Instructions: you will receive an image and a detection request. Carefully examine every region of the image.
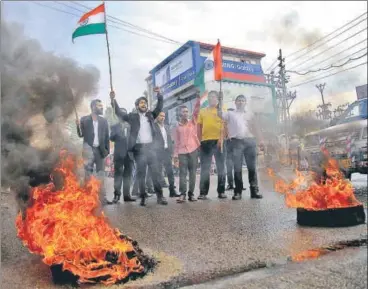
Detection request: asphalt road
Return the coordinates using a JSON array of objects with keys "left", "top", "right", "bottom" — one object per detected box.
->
[{"left": 1, "top": 170, "right": 367, "bottom": 289}]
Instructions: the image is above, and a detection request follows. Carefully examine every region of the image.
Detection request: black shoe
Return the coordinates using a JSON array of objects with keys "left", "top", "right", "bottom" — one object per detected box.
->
[
  {"left": 242, "top": 187, "right": 247, "bottom": 191},
  {"left": 123, "top": 196, "right": 137, "bottom": 202},
  {"left": 157, "top": 197, "right": 168, "bottom": 205},
  {"left": 218, "top": 193, "right": 227, "bottom": 199},
  {"left": 250, "top": 187, "right": 263, "bottom": 199},
  {"left": 162, "top": 183, "right": 169, "bottom": 188},
  {"left": 140, "top": 197, "right": 146, "bottom": 206},
  {"left": 107, "top": 193, "right": 120, "bottom": 205},
  {"left": 188, "top": 195, "right": 197, "bottom": 202},
  {"left": 169, "top": 189, "right": 181, "bottom": 198},
  {"left": 226, "top": 185, "right": 234, "bottom": 191},
  {"left": 198, "top": 194, "right": 208, "bottom": 200},
  {"left": 232, "top": 194, "right": 242, "bottom": 200}
]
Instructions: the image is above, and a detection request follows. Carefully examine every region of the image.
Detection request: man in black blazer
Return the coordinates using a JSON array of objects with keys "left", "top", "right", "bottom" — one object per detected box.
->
[
  {"left": 154, "top": 111, "right": 180, "bottom": 197},
  {"left": 76, "top": 99, "right": 110, "bottom": 180},
  {"left": 108, "top": 107, "right": 136, "bottom": 204},
  {"left": 110, "top": 88, "right": 167, "bottom": 206}
]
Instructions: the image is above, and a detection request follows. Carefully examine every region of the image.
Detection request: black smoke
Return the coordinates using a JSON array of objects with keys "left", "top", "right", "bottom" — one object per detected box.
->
[{"left": 1, "top": 20, "right": 100, "bottom": 213}]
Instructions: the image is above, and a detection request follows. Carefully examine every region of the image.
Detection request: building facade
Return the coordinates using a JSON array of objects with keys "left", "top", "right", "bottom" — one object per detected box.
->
[{"left": 146, "top": 40, "right": 277, "bottom": 131}]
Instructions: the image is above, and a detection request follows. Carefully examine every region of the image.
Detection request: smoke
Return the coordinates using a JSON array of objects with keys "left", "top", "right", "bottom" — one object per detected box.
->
[
  {"left": 268, "top": 10, "right": 323, "bottom": 48},
  {"left": 1, "top": 20, "right": 100, "bottom": 212}
]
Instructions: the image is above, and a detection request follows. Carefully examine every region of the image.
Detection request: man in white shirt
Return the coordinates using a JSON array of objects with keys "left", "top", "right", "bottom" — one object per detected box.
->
[
  {"left": 110, "top": 88, "right": 167, "bottom": 206},
  {"left": 218, "top": 94, "right": 264, "bottom": 200},
  {"left": 153, "top": 112, "right": 180, "bottom": 197}
]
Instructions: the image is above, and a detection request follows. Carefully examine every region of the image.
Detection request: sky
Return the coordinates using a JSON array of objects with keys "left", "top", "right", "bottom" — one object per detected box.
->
[{"left": 2, "top": 1, "right": 367, "bottom": 114}]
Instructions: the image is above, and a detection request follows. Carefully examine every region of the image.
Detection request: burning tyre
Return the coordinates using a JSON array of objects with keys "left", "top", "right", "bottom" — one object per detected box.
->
[
  {"left": 16, "top": 151, "right": 156, "bottom": 285},
  {"left": 268, "top": 149, "right": 366, "bottom": 227}
]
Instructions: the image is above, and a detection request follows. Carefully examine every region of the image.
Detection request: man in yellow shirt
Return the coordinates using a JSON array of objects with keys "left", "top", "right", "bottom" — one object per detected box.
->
[{"left": 197, "top": 90, "right": 227, "bottom": 200}]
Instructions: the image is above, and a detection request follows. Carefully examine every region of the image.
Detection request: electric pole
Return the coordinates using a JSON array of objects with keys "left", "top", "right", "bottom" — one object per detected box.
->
[
  {"left": 278, "top": 49, "right": 289, "bottom": 144},
  {"left": 316, "top": 83, "right": 331, "bottom": 120}
]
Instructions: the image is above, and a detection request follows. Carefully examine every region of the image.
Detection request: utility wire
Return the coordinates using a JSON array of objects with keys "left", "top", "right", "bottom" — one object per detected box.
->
[
  {"left": 289, "top": 61, "right": 367, "bottom": 88},
  {"left": 286, "top": 16, "right": 367, "bottom": 63},
  {"left": 287, "top": 51, "right": 367, "bottom": 75},
  {"left": 70, "top": 1, "right": 181, "bottom": 44},
  {"left": 292, "top": 38, "right": 367, "bottom": 72},
  {"left": 32, "top": 2, "right": 179, "bottom": 45},
  {"left": 287, "top": 26, "right": 367, "bottom": 70},
  {"left": 266, "top": 11, "right": 367, "bottom": 73}
]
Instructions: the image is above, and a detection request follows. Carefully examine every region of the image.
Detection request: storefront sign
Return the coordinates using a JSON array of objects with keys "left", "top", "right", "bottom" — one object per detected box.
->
[{"left": 154, "top": 48, "right": 195, "bottom": 96}]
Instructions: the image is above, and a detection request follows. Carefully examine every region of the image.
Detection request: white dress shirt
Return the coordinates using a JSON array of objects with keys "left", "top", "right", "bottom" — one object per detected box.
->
[
  {"left": 158, "top": 124, "right": 168, "bottom": 149},
  {"left": 222, "top": 109, "right": 254, "bottom": 139},
  {"left": 137, "top": 112, "right": 153, "bottom": 144},
  {"left": 92, "top": 119, "right": 99, "bottom": 147}
]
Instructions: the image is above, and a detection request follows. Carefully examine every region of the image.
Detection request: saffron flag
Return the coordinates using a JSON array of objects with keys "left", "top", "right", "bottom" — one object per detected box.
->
[
  {"left": 194, "top": 40, "right": 223, "bottom": 107},
  {"left": 72, "top": 4, "right": 106, "bottom": 42}
]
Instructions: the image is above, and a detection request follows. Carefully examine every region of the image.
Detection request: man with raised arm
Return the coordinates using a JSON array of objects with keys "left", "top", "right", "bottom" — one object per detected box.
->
[
  {"left": 110, "top": 88, "right": 167, "bottom": 206},
  {"left": 217, "top": 94, "right": 263, "bottom": 200},
  {"left": 174, "top": 92, "right": 201, "bottom": 203},
  {"left": 197, "top": 91, "right": 227, "bottom": 200}
]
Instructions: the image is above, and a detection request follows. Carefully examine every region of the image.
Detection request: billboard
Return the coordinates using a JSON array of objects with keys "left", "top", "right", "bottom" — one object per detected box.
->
[
  {"left": 200, "top": 57, "right": 266, "bottom": 83},
  {"left": 356, "top": 84, "right": 367, "bottom": 100},
  {"left": 154, "top": 47, "right": 195, "bottom": 96}
]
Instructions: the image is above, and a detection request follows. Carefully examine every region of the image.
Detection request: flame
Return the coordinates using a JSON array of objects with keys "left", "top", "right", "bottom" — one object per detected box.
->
[
  {"left": 291, "top": 249, "right": 326, "bottom": 262},
  {"left": 267, "top": 150, "right": 361, "bottom": 210},
  {"left": 16, "top": 151, "right": 145, "bottom": 285}
]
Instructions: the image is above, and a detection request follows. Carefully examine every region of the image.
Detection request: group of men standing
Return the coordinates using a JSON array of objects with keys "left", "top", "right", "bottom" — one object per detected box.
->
[{"left": 76, "top": 87, "right": 263, "bottom": 207}]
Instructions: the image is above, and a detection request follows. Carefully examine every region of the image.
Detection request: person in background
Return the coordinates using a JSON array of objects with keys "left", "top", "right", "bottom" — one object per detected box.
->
[
  {"left": 154, "top": 112, "right": 180, "bottom": 197},
  {"left": 197, "top": 91, "right": 227, "bottom": 200},
  {"left": 174, "top": 92, "right": 201, "bottom": 203},
  {"left": 218, "top": 94, "right": 263, "bottom": 200},
  {"left": 108, "top": 107, "right": 136, "bottom": 204},
  {"left": 224, "top": 108, "right": 235, "bottom": 191},
  {"left": 110, "top": 88, "right": 167, "bottom": 206},
  {"left": 76, "top": 99, "right": 110, "bottom": 204}
]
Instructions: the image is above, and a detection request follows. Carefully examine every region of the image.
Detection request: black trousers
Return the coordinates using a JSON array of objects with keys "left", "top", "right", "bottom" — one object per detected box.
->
[
  {"left": 231, "top": 138, "right": 259, "bottom": 194},
  {"left": 157, "top": 148, "right": 175, "bottom": 191},
  {"left": 113, "top": 155, "right": 132, "bottom": 197},
  {"left": 178, "top": 149, "right": 198, "bottom": 197},
  {"left": 131, "top": 166, "right": 154, "bottom": 195},
  {"left": 133, "top": 143, "right": 163, "bottom": 198},
  {"left": 225, "top": 140, "right": 234, "bottom": 187},
  {"left": 199, "top": 140, "right": 225, "bottom": 195}
]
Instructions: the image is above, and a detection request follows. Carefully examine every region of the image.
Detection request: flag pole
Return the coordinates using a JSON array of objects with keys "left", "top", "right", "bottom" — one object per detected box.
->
[
  {"left": 102, "top": 0, "right": 116, "bottom": 119},
  {"left": 217, "top": 39, "right": 224, "bottom": 153}
]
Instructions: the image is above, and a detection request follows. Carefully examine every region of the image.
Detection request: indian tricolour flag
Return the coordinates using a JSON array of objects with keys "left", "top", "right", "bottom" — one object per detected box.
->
[
  {"left": 72, "top": 4, "right": 106, "bottom": 42},
  {"left": 194, "top": 40, "right": 223, "bottom": 108}
]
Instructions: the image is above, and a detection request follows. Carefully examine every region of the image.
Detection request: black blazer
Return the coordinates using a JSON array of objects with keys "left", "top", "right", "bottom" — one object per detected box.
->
[
  {"left": 112, "top": 94, "right": 163, "bottom": 151},
  {"left": 153, "top": 123, "right": 173, "bottom": 154},
  {"left": 77, "top": 115, "right": 110, "bottom": 158},
  {"left": 110, "top": 121, "right": 130, "bottom": 160}
]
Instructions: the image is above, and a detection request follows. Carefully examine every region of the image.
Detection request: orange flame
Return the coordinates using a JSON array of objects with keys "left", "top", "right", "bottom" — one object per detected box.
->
[
  {"left": 291, "top": 249, "right": 326, "bottom": 262},
  {"left": 267, "top": 150, "right": 361, "bottom": 210},
  {"left": 16, "top": 151, "right": 145, "bottom": 285}
]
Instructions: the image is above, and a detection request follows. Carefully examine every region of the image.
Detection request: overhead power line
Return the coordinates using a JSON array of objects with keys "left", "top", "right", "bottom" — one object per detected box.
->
[
  {"left": 286, "top": 16, "right": 367, "bottom": 63},
  {"left": 287, "top": 26, "right": 367, "bottom": 70},
  {"left": 32, "top": 1, "right": 179, "bottom": 45},
  {"left": 294, "top": 38, "right": 367, "bottom": 72},
  {"left": 287, "top": 51, "right": 367, "bottom": 75},
  {"left": 266, "top": 11, "right": 367, "bottom": 73},
  {"left": 289, "top": 61, "right": 367, "bottom": 88}
]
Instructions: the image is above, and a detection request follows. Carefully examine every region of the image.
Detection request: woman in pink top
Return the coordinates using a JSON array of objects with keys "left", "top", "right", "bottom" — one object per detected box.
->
[{"left": 174, "top": 93, "right": 201, "bottom": 203}]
